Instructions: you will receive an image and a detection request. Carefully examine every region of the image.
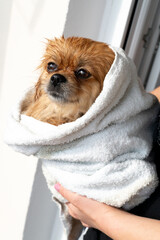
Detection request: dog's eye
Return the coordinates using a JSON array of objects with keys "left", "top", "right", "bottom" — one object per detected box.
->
[
  {"left": 47, "top": 62, "right": 58, "bottom": 72},
  {"left": 75, "top": 69, "right": 91, "bottom": 79}
]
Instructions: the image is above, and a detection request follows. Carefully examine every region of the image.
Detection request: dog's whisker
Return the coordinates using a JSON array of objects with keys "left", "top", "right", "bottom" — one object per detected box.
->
[{"left": 70, "top": 84, "right": 91, "bottom": 96}]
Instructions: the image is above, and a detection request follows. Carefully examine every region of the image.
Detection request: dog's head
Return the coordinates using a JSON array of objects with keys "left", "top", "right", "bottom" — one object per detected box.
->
[{"left": 36, "top": 37, "right": 115, "bottom": 108}]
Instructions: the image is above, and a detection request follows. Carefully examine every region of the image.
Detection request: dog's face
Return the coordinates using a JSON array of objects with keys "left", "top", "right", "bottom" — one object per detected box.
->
[
  {"left": 37, "top": 37, "right": 114, "bottom": 107},
  {"left": 22, "top": 37, "right": 115, "bottom": 125}
]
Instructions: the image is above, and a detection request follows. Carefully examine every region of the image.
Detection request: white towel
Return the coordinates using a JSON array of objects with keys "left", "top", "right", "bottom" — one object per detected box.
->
[{"left": 5, "top": 46, "right": 159, "bottom": 240}]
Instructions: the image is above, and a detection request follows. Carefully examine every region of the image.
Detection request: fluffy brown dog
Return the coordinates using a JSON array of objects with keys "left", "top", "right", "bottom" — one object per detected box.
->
[{"left": 21, "top": 37, "right": 115, "bottom": 125}]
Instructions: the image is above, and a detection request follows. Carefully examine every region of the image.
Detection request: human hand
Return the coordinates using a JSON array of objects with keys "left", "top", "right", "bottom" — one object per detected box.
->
[
  {"left": 54, "top": 183, "right": 160, "bottom": 240},
  {"left": 54, "top": 183, "right": 113, "bottom": 229},
  {"left": 151, "top": 86, "right": 160, "bottom": 102}
]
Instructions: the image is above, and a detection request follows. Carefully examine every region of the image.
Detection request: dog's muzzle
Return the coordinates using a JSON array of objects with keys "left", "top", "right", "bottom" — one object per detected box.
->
[
  {"left": 50, "top": 74, "right": 67, "bottom": 87},
  {"left": 47, "top": 74, "right": 68, "bottom": 101}
]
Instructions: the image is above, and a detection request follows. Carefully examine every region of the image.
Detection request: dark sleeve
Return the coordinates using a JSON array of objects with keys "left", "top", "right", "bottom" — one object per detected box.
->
[{"left": 84, "top": 228, "right": 112, "bottom": 240}]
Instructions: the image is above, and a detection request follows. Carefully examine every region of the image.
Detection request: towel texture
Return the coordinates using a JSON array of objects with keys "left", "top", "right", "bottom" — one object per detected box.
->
[{"left": 5, "top": 46, "right": 159, "bottom": 240}]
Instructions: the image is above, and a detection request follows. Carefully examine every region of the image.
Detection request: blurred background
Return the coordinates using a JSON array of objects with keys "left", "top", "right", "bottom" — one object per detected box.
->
[{"left": 0, "top": 0, "right": 159, "bottom": 239}]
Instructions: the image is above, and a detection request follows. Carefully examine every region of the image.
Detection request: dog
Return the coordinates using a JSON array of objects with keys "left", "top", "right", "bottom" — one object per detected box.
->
[{"left": 21, "top": 36, "right": 115, "bottom": 125}]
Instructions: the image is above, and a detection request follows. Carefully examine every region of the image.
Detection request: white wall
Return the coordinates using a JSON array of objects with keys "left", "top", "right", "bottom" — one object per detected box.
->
[
  {"left": 0, "top": 1, "right": 69, "bottom": 239},
  {"left": 0, "top": 0, "right": 13, "bottom": 91},
  {"left": 64, "top": 0, "right": 134, "bottom": 47},
  {"left": 64, "top": 0, "right": 106, "bottom": 40}
]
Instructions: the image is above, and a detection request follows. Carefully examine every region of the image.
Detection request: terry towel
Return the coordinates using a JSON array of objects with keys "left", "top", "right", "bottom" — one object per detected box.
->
[{"left": 5, "top": 46, "right": 159, "bottom": 240}]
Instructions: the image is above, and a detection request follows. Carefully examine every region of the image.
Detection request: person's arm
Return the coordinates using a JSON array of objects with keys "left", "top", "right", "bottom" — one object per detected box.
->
[
  {"left": 151, "top": 86, "right": 160, "bottom": 102},
  {"left": 55, "top": 183, "right": 160, "bottom": 240}
]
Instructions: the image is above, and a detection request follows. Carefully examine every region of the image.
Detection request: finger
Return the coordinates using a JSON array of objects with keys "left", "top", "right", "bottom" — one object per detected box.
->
[
  {"left": 66, "top": 203, "right": 90, "bottom": 227},
  {"left": 81, "top": 221, "right": 89, "bottom": 228},
  {"left": 66, "top": 203, "right": 81, "bottom": 219},
  {"left": 54, "top": 183, "right": 102, "bottom": 212},
  {"left": 54, "top": 183, "right": 84, "bottom": 207}
]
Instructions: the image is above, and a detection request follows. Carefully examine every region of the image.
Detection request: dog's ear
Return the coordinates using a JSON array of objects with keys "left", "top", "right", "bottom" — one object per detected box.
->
[{"left": 34, "top": 77, "right": 42, "bottom": 101}]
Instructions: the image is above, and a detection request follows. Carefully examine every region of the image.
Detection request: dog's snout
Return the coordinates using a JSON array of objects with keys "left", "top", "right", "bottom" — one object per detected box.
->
[
  {"left": 50, "top": 74, "right": 67, "bottom": 87},
  {"left": 48, "top": 73, "right": 68, "bottom": 101}
]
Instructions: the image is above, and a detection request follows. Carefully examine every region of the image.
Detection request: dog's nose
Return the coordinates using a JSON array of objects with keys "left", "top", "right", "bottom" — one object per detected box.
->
[{"left": 50, "top": 74, "right": 67, "bottom": 87}]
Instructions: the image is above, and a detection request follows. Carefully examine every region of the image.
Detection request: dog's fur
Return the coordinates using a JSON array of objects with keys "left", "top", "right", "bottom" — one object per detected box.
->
[{"left": 21, "top": 37, "right": 115, "bottom": 125}]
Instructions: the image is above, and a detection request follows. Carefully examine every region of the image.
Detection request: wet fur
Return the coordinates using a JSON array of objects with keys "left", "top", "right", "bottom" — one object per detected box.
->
[{"left": 21, "top": 37, "right": 115, "bottom": 125}]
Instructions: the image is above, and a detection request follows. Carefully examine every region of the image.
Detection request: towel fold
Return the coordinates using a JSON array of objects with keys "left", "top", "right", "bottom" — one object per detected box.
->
[{"left": 5, "top": 46, "right": 159, "bottom": 240}]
